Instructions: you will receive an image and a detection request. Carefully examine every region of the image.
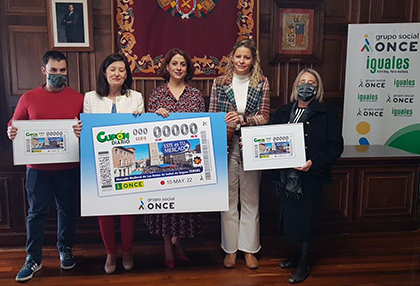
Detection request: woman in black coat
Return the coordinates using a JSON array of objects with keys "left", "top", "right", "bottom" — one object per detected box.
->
[{"left": 272, "top": 69, "right": 343, "bottom": 284}]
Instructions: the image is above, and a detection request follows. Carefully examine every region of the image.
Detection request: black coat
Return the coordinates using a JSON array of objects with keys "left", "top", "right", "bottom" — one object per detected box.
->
[
  {"left": 272, "top": 100, "right": 344, "bottom": 243},
  {"left": 272, "top": 100, "right": 344, "bottom": 185}
]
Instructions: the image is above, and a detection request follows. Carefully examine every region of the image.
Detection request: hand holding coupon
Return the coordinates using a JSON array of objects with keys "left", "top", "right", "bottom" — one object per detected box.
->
[
  {"left": 11, "top": 119, "right": 80, "bottom": 165},
  {"left": 241, "top": 123, "right": 307, "bottom": 171},
  {"left": 80, "top": 113, "right": 229, "bottom": 216}
]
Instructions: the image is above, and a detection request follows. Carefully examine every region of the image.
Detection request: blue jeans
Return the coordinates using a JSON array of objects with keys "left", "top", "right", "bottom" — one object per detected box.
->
[{"left": 25, "top": 167, "right": 79, "bottom": 263}]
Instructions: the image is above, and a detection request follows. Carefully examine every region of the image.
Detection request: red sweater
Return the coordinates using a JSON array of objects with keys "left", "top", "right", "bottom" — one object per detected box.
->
[{"left": 8, "top": 85, "right": 84, "bottom": 170}]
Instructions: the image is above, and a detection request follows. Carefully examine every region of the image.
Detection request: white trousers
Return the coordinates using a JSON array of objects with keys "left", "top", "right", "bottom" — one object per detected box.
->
[{"left": 221, "top": 135, "right": 261, "bottom": 254}]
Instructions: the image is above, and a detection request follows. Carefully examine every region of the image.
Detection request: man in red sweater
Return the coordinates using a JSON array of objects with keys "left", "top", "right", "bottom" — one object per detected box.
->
[{"left": 7, "top": 51, "right": 83, "bottom": 282}]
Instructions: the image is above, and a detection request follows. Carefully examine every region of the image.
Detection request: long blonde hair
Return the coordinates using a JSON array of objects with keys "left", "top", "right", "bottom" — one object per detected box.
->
[
  {"left": 225, "top": 39, "right": 263, "bottom": 87},
  {"left": 290, "top": 68, "right": 324, "bottom": 103}
]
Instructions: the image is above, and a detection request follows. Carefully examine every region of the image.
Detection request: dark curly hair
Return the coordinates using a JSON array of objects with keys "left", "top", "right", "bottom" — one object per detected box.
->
[{"left": 159, "top": 48, "right": 194, "bottom": 82}]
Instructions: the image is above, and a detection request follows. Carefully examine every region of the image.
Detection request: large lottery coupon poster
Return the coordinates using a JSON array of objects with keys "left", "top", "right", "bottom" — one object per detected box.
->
[{"left": 80, "top": 113, "right": 228, "bottom": 216}]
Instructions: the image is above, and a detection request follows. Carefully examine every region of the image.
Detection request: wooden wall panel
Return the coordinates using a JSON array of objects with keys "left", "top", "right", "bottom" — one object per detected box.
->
[
  {"left": 316, "top": 35, "right": 346, "bottom": 94},
  {"left": 0, "top": 171, "right": 25, "bottom": 235},
  {"left": 373, "top": 0, "right": 413, "bottom": 22},
  {"left": 259, "top": 9, "right": 275, "bottom": 97},
  {"left": 417, "top": 1, "right": 420, "bottom": 21},
  {"left": 0, "top": 1, "right": 11, "bottom": 150},
  {"left": 8, "top": 26, "right": 48, "bottom": 97},
  {"left": 0, "top": 175, "right": 11, "bottom": 230},
  {"left": 358, "top": 0, "right": 372, "bottom": 23},
  {"left": 18, "top": 173, "right": 26, "bottom": 231},
  {"left": 358, "top": 169, "right": 416, "bottom": 221},
  {"left": 5, "top": 0, "right": 45, "bottom": 15},
  {"left": 325, "top": 0, "right": 354, "bottom": 34},
  {"left": 66, "top": 53, "right": 81, "bottom": 92},
  {"left": 92, "top": 0, "right": 112, "bottom": 15},
  {"left": 260, "top": 0, "right": 278, "bottom": 105},
  {"left": 320, "top": 168, "right": 353, "bottom": 223},
  {"left": 92, "top": 29, "right": 112, "bottom": 86},
  {"left": 325, "top": 0, "right": 351, "bottom": 22}
]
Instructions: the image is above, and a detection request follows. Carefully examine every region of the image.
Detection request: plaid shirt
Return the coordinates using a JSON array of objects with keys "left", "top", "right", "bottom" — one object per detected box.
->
[{"left": 209, "top": 73, "right": 270, "bottom": 147}]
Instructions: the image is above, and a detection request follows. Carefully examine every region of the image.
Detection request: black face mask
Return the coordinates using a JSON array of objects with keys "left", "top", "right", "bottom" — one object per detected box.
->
[
  {"left": 297, "top": 83, "right": 317, "bottom": 102},
  {"left": 48, "top": 73, "right": 67, "bottom": 88}
]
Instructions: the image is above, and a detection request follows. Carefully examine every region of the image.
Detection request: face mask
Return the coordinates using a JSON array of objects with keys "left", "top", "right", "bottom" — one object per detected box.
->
[
  {"left": 48, "top": 73, "right": 67, "bottom": 88},
  {"left": 297, "top": 83, "right": 317, "bottom": 102}
]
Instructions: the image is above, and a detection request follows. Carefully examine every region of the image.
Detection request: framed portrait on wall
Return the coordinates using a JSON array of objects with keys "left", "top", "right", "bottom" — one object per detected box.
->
[
  {"left": 270, "top": 0, "right": 324, "bottom": 63},
  {"left": 46, "top": 0, "right": 94, "bottom": 52}
]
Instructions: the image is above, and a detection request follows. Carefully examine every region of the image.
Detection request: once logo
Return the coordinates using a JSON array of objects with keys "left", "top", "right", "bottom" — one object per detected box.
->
[
  {"left": 358, "top": 81, "right": 385, "bottom": 88},
  {"left": 357, "top": 108, "right": 384, "bottom": 117},
  {"left": 391, "top": 97, "right": 414, "bottom": 104},
  {"left": 147, "top": 202, "right": 175, "bottom": 210},
  {"left": 115, "top": 181, "right": 144, "bottom": 190}
]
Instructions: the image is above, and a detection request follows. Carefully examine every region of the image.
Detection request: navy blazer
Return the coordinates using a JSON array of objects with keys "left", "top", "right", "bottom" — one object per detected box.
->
[{"left": 272, "top": 100, "right": 344, "bottom": 185}]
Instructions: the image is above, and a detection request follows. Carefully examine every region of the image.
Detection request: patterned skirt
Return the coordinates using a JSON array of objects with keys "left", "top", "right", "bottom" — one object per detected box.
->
[{"left": 146, "top": 213, "right": 202, "bottom": 238}]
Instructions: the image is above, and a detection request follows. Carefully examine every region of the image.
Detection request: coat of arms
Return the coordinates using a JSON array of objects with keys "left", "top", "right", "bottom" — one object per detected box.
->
[
  {"left": 157, "top": 0, "right": 217, "bottom": 19},
  {"left": 282, "top": 13, "right": 309, "bottom": 50}
]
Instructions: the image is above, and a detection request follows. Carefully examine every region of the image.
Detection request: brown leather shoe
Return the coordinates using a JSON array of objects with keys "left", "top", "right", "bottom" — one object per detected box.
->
[
  {"left": 223, "top": 252, "right": 237, "bottom": 269},
  {"left": 244, "top": 253, "right": 259, "bottom": 269}
]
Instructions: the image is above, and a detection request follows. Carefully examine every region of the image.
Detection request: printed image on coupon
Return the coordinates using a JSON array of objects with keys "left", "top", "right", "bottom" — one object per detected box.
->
[
  {"left": 25, "top": 130, "right": 67, "bottom": 154},
  {"left": 93, "top": 117, "right": 217, "bottom": 197},
  {"left": 111, "top": 139, "right": 203, "bottom": 181},
  {"left": 253, "top": 134, "right": 294, "bottom": 160}
]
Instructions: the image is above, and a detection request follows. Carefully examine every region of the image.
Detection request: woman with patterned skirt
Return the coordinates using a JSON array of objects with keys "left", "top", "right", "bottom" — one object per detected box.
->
[{"left": 147, "top": 48, "right": 205, "bottom": 268}]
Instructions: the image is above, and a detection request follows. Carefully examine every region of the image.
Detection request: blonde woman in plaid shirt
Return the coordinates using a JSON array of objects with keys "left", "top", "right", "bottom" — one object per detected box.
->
[{"left": 209, "top": 39, "right": 270, "bottom": 269}]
